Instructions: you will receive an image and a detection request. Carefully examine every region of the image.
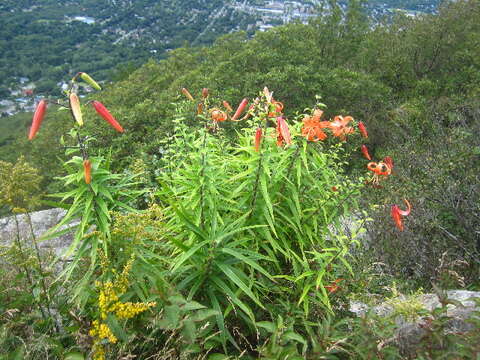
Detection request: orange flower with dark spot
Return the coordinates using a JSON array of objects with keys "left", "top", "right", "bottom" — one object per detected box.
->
[{"left": 391, "top": 199, "right": 411, "bottom": 231}]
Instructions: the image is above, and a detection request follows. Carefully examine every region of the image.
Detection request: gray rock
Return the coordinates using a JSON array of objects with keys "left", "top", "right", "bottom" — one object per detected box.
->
[
  {"left": 0, "top": 208, "right": 76, "bottom": 258},
  {"left": 350, "top": 290, "right": 480, "bottom": 357}
]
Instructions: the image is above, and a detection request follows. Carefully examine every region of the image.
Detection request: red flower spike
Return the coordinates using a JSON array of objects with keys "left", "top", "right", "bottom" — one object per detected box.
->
[
  {"left": 181, "top": 88, "right": 194, "bottom": 101},
  {"left": 391, "top": 199, "right": 411, "bottom": 231},
  {"left": 92, "top": 101, "right": 124, "bottom": 133},
  {"left": 361, "top": 145, "right": 371, "bottom": 160},
  {"left": 83, "top": 159, "right": 92, "bottom": 184},
  {"left": 358, "top": 121, "right": 368, "bottom": 138},
  {"left": 232, "top": 98, "right": 248, "bottom": 121},
  {"left": 28, "top": 99, "right": 47, "bottom": 140},
  {"left": 276, "top": 116, "right": 291, "bottom": 147},
  {"left": 254, "top": 128, "right": 263, "bottom": 152}
]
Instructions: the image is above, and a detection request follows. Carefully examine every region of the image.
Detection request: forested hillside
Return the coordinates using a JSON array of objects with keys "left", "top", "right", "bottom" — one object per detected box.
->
[{"left": 0, "top": 0, "right": 478, "bottom": 358}]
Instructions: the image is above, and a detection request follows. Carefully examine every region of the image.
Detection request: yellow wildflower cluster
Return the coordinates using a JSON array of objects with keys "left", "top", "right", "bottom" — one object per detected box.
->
[
  {"left": 89, "top": 320, "right": 117, "bottom": 344},
  {"left": 89, "top": 256, "right": 156, "bottom": 359}
]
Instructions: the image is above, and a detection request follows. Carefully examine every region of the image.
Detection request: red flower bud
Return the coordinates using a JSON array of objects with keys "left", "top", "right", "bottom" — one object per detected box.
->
[
  {"left": 197, "top": 103, "right": 203, "bottom": 115},
  {"left": 254, "top": 128, "right": 262, "bottom": 152},
  {"left": 276, "top": 116, "right": 291, "bottom": 147},
  {"left": 202, "top": 88, "right": 209, "bottom": 98},
  {"left": 69, "top": 93, "right": 83, "bottom": 126},
  {"left": 83, "top": 159, "right": 91, "bottom": 184},
  {"left": 232, "top": 98, "right": 248, "bottom": 120},
  {"left": 358, "top": 121, "right": 368, "bottom": 138},
  {"left": 223, "top": 101, "right": 233, "bottom": 112},
  {"left": 361, "top": 144, "right": 371, "bottom": 160},
  {"left": 181, "top": 88, "right": 194, "bottom": 101},
  {"left": 28, "top": 99, "right": 47, "bottom": 140},
  {"left": 91, "top": 101, "right": 124, "bottom": 132}
]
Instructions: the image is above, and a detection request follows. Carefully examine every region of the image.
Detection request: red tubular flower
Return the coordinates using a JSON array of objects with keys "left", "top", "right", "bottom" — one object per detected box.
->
[
  {"left": 83, "top": 159, "right": 92, "bottom": 184},
  {"left": 391, "top": 199, "right": 411, "bottom": 231},
  {"left": 361, "top": 144, "right": 372, "bottom": 160},
  {"left": 232, "top": 98, "right": 248, "bottom": 120},
  {"left": 254, "top": 128, "right": 263, "bottom": 152},
  {"left": 276, "top": 116, "right": 291, "bottom": 147},
  {"left": 28, "top": 99, "right": 47, "bottom": 140},
  {"left": 181, "top": 88, "right": 194, "bottom": 101},
  {"left": 358, "top": 121, "right": 368, "bottom": 138},
  {"left": 92, "top": 101, "right": 124, "bottom": 132}
]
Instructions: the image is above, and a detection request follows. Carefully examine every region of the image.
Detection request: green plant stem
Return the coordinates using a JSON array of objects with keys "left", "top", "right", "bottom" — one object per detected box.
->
[
  {"left": 13, "top": 214, "right": 49, "bottom": 322},
  {"left": 25, "top": 211, "right": 60, "bottom": 333},
  {"left": 199, "top": 120, "right": 208, "bottom": 229}
]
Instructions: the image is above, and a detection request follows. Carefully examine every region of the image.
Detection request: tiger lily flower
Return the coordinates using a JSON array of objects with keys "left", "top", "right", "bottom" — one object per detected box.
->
[
  {"left": 328, "top": 115, "right": 355, "bottom": 140},
  {"left": 28, "top": 99, "right": 47, "bottom": 140},
  {"left": 276, "top": 116, "right": 291, "bottom": 147},
  {"left": 383, "top": 156, "right": 394, "bottom": 171},
  {"left": 301, "top": 109, "right": 329, "bottom": 142},
  {"left": 391, "top": 199, "right": 411, "bottom": 231},
  {"left": 210, "top": 108, "right": 227, "bottom": 122},
  {"left": 268, "top": 100, "right": 284, "bottom": 117},
  {"left": 325, "top": 279, "right": 344, "bottom": 294}
]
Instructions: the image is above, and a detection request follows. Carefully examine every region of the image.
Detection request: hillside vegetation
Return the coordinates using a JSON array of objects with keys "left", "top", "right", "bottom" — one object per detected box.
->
[{"left": 0, "top": 0, "right": 478, "bottom": 358}]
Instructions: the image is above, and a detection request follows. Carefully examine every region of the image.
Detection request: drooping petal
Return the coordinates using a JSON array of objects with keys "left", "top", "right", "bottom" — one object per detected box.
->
[
  {"left": 92, "top": 101, "right": 124, "bottom": 132},
  {"left": 28, "top": 99, "right": 47, "bottom": 140},
  {"left": 254, "top": 128, "right": 262, "bottom": 152},
  {"left": 383, "top": 156, "right": 394, "bottom": 171},
  {"left": 361, "top": 144, "right": 372, "bottom": 160},
  {"left": 391, "top": 205, "right": 404, "bottom": 231},
  {"left": 69, "top": 93, "right": 83, "bottom": 126},
  {"left": 397, "top": 199, "right": 411, "bottom": 216}
]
